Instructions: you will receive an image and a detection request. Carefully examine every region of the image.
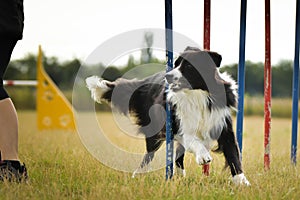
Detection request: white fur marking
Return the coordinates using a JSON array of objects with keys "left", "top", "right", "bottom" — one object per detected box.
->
[
  {"left": 168, "top": 89, "right": 230, "bottom": 147},
  {"left": 166, "top": 68, "right": 183, "bottom": 90},
  {"left": 232, "top": 173, "right": 251, "bottom": 186},
  {"left": 170, "top": 68, "right": 182, "bottom": 80},
  {"left": 167, "top": 89, "right": 231, "bottom": 165},
  {"left": 175, "top": 134, "right": 212, "bottom": 165},
  {"left": 174, "top": 167, "right": 186, "bottom": 177}
]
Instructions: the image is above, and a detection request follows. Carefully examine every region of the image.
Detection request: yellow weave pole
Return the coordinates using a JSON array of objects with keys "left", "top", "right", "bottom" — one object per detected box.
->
[{"left": 37, "top": 45, "right": 76, "bottom": 131}]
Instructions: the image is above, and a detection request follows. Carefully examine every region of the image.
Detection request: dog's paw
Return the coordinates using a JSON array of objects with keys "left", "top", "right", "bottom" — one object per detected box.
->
[
  {"left": 232, "top": 173, "right": 251, "bottom": 186},
  {"left": 132, "top": 168, "right": 142, "bottom": 178},
  {"left": 187, "top": 138, "right": 212, "bottom": 165},
  {"left": 132, "top": 169, "right": 138, "bottom": 178},
  {"left": 193, "top": 143, "right": 212, "bottom": 165},
  {"left": 173, "top": 167, "right": 186, "bottom": 177},
  {"left": 195, "top": 151, "right": 212, "bottom": 165},
  {"left": 132, "top": 166, "right": 152, "bottom": 178}
]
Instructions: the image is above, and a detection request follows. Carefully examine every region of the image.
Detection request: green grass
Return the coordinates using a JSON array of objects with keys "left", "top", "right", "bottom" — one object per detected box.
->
[
  {"left": 244, "top": 96, "right": 294, "bottom": 118},
  {"left": 1, "top": 111, "right": 300, "bottom": 199}
]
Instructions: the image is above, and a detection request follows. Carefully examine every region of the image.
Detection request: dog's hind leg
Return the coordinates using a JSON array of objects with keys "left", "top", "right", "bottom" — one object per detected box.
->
[
  {"left": 132, "top": 152, "right": 154, "bottom": 178},
  {"left": 132, "top": 134, "right": 163, "bottom": 178},
  {"left": 217, "top": 117, "right": 250, "bottom": 186},
  {"left": 174, "top": 143, "right": 186, "bottom": 177}
]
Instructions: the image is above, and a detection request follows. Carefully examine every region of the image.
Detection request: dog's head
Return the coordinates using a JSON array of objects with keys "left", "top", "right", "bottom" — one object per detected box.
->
[{"left": 165, "top": 46, "right": 223, "bottom": 92}]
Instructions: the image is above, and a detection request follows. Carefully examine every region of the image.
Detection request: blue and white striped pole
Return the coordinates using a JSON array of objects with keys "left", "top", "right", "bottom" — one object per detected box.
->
[
  {"left": 165, "top": 0, "right": 174, "bottom": 180},
  {"left": 236, "top": 0, "right": 247, "bottom": 156},
  {"left": 291, "top": 0, "right": 300, "bottom": 165}
]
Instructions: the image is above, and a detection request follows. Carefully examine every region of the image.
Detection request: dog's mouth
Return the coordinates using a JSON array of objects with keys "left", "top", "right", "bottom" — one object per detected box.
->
[
  {"left": 169, "top": 82, "right": 182, "bottom": 91},
  {"left": 165, "top": 79, "right": 182, "bottom": 92}
]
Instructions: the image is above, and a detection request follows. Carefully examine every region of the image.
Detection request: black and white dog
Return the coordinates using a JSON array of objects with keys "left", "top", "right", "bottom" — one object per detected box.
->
[{"left": 86, "top": 47, "right": 250, "bottom": 186}]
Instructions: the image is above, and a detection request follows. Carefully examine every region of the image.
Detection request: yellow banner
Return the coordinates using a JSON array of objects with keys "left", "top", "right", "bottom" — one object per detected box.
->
[{"left": 36, "top": 46, "right": 76, "bottom": 131}]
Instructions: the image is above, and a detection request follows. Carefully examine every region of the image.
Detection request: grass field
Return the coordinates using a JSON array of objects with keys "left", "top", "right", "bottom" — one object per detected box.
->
[{"left": 1, "top": 111, "right": 300, "bottom": 199}]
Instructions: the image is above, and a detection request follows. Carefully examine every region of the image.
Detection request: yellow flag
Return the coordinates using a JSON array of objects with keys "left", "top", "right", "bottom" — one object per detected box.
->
[{"left": 37, "top": 46, "right": 76, "bottom": 131}]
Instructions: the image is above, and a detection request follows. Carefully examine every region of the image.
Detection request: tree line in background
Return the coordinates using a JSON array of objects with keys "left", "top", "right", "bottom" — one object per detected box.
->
[
  {"left": 4, "top": 51, "right": 296, "bottom": 111},
  {"left": 4, "top": 30, "right": 297, "bottom": 117},
  {"left": 4, "top": 52, "right": 296, "bottom": 118},
  {"left": 220, "top": 60, "right": 294, "bottom": 97},
  {"left": 3, "top": 23, "right": 296, "bottom": 112},
  {"left": 5, "top": 53, "right": 295, "bottom": 96}
]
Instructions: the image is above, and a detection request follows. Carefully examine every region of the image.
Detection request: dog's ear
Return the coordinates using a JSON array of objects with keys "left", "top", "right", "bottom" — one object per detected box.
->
[
  {"left": 184, "top": 47, "right": 222, "bottom": 67},
  {"left": 174, "top": 56, "right": 183, "bottom": 67},
  {"left": 175, "top": 47, "right": 201, "bottom": 67},
  {"left": 207, "top": 51, "right": 222, "bottom": 67},
  {"left": 184, "top": 46, "right": 201, "bottom": 52}
]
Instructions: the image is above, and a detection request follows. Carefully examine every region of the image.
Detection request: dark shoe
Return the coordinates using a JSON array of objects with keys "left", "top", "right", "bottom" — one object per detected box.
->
[{"left": 0, "top": 160, "right": 28, "bottom": 182}]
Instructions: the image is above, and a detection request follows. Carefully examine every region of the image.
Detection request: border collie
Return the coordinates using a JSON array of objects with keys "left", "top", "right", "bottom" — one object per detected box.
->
[{"left": 86, "top": 47, "right": 250, "bottom": 186}]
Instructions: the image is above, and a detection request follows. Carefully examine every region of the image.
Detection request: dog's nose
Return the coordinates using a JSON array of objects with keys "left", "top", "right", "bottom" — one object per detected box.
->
[{"left": 165, "top": 73, "right": 173, "bottom": 84}]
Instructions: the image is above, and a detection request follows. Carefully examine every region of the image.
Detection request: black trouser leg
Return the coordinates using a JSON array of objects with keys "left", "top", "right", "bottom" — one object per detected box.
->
[{"left": 0, "top": 38, "right": 17, "bottom": 100}]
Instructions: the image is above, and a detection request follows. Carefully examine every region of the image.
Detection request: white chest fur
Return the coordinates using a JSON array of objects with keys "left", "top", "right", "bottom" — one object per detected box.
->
[{"left": 167, "top": 89, "right": 231, "bottom": 149}]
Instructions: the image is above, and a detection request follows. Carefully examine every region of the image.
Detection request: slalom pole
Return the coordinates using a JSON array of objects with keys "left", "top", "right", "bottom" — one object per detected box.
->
[
  {"left": 291, "top": 0, "right": 300, "bottom": 165},
  {"left": 264, "top": 0, "right": 271, "bottom": 170},
  {"left": 236, "top": 0, "right": 247, "bottom": 156},
  {"left": 203, "top": 0, "right": 211, "bottom": 51},
  {"left": 202, "top": 0, "right": 211, "bottom": 176},
  {"left": 165, "top": 0, "right": 174, "bottom": 180}
]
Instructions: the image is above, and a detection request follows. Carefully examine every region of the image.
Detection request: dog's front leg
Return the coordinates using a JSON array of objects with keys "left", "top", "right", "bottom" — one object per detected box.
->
[
  {"left": 218, "top": 117, "right": 250, "bottom": 186},
  {"left": 175, "top": 133, "right": 212, "bottom": 165}
]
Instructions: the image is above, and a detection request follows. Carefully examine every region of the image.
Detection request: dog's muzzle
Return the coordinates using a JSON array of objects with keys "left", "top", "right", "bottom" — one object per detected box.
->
[
  {"left": 165, "top": 71, "right": 182, "bottom": 91},
  {"left": 165, "top": 73, "right": 175, "bottom": 84}
]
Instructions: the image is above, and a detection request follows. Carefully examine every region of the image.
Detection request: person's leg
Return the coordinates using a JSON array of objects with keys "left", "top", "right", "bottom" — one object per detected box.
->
[
  {"left": 0, "top": 38, "right": 18, "bottom": 161},
  {"left": 0, "top": 38, "right": 28, "bottom": 182},
  {"left": 0, "top": 98, "right": 19, "bottom": 161}
]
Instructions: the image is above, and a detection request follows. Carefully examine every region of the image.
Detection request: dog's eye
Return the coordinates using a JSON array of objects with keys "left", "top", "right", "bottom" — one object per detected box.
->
[
  {"left": 186, "top": 64, "right": 193, "bottom": 68},
  {"left": 174, "top": 56, "right": 183, "bottom": 67},
  {"left": 181, "top": 64, "right": 193, "bottom": 72}
]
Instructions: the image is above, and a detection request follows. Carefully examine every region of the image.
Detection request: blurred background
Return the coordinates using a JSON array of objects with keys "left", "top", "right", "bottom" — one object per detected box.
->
[{"left": 4, "top": 0, "right": 298, "bottom": 117}]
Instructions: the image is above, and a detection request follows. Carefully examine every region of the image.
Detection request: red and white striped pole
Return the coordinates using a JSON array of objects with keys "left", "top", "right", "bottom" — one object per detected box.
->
[
  {"left": 3, "top": 80, "right": 37, "bottom": 87},
  {"left": 203, "top": 0, "right": 211, "bottom": 176},
  {"left": 264, "top": 0, "right": 271, "bottom": 170},
  {"left": 203, "top": 0, "right": 210, "bottom": 51}
]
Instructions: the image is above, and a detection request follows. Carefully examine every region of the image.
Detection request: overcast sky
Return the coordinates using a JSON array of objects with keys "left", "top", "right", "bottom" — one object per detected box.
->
[{"left": 11, "top": 0, "right": 298, "bottom": 66}]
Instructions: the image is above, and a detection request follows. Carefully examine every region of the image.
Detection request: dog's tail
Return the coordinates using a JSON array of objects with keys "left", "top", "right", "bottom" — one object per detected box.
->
[{"left": 85, "top": 76, "right": 114, "bottom": 103}]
